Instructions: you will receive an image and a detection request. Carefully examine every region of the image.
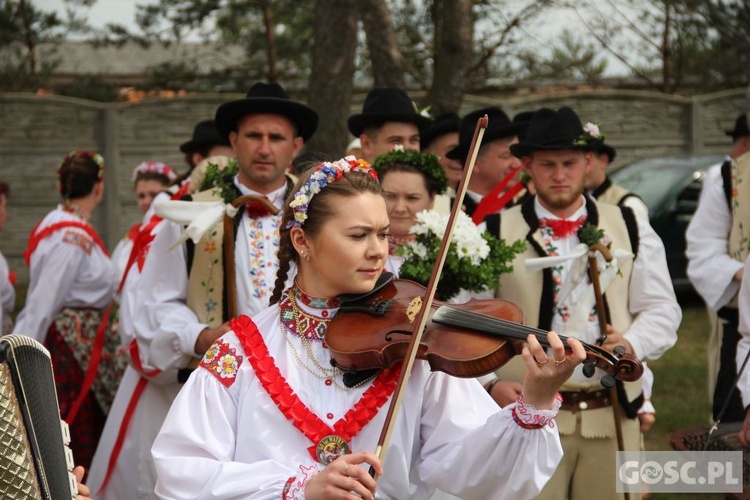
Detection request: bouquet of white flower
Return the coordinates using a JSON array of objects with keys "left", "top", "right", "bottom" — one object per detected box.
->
[{"left": 396, "top": 210, "right": 526, "bottom": 301}]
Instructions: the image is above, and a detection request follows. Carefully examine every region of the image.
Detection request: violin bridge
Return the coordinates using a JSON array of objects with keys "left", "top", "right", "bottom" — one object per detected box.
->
[{"left": 406, "top": 296, "right": 423, "bottom": 323}]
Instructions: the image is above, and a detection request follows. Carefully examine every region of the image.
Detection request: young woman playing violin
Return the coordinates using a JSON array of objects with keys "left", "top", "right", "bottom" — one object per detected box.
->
[{"left": 152, "top": 157, "right": 586, "bottom": 500}]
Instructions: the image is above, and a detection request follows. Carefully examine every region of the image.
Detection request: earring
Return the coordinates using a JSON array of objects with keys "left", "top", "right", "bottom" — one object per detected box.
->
[{"left": 302, "top": 252, "right": 310, "bottom": 262}]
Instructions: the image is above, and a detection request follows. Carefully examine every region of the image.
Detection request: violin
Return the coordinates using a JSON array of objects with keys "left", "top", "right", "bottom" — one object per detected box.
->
[{"left": 326, "top": 275, "right": 643, "bottom": 389}]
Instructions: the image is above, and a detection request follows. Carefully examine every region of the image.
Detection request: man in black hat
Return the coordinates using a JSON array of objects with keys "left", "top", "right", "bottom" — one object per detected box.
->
[
  {"left": 348, "top": 87, "right": 432, "bottom": 162},
  {"left": 133, "top": 81, "right": 319, "bottom": 367},
  {"left": 446, "top": 107, "right": 525, "bottom": 218},
  {"left": 180, "top": 119, "right": 234, "bottom": 172},
  {"left": 585, "top": 142, "right": 649, "bottom": 222},
  {"left": 482, "top": 106, "right": 679, "bottom": 500},
  {"left": 687, "top": 113, "right": 750, "bottom": 426},
  {"left": 420, "top": 112, "right": 462, "bottom": 189}
]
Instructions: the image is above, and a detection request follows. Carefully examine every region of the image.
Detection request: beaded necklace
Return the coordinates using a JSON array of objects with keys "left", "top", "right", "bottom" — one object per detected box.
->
[
  {"left": 62, "top": 201, "right": 92, "bottom": 222},
  {"left": 279, "top": 286, "right": 369, "bottom": 392}
]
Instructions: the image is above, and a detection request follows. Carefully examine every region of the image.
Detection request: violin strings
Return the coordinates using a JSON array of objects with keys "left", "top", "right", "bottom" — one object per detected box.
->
[{"left": 432, "top": 306, "right": 548, "bottom": 342}]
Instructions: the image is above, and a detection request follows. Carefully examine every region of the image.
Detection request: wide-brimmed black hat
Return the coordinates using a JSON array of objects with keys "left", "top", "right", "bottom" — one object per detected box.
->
[
  {"left": 215, "top": 82, "right": 319, "bottom": 141},
  {"left": 179, "top": 120, "right": 230, "bottom": 153},
  {"left": 725, "top": 114, "right": 750, "bottom": 139},
  {"left": 512, "top": 111, "right": 536, "bottom": 142},
  {"left": 420, "top": 112, "right": 460, "bottom": 150},
  {"left": 348, "top": 88, "right": 433, "bottom": 137},
  {"left": 593, "top": 142, "right": 617, "bottom": 162},
  {"left": 446, "top": 107, "right": 526, "bottom": 161},
  {"left": 510, "top": 106, "right": 603, "bottom": 158}
]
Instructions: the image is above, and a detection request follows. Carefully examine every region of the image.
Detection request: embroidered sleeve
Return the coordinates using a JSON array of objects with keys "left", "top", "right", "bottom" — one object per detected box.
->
[
  {"left": 199, "top": 338, "right": 243, "bottom": 388},
  {"left": 282, "top": 464, "right": 318, "bottom": 499},
  {"left": 61, "top": 229, "right": 93, "bottom": 254},
  {"left": 511, "top": 392, "right": 562, "bottom": 429}
]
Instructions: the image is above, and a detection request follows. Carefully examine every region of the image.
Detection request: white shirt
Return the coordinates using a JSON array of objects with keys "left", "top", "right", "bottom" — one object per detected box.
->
[
  {"left": 686, "top": 162, "right": 742, "bottom": 310},
  {"left": 132, "top": 179, "right": 288, "bottom": 372},
  {"left": 0, "top": 250, "right": 15, "bottom": 334},
  {"left": 12, "top": 206, "right": 116, "bottom": 341},
  {"left": 152, "top": 302, "right": 564, "bottom": 500}
]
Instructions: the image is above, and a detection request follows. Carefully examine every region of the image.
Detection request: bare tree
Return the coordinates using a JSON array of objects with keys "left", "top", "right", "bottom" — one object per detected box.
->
[
  {"left": 305, "top": 0, "right": 358, "bottom": 156},
  {"left": 360, "top": 0, "right": 405, "bottom": 88},
  {"left": 426, "top": 0, "right": 472, "bottom": 114}
]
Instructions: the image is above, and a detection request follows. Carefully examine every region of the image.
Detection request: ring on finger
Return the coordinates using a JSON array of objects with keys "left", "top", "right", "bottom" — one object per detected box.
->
[
  {"left": 343, "top": 464, "right": 349, "bottom": 476},
  {"left": 536, "top": 358, "right": 549, "bottom": 367},
  {"left": 554, "top": 358, "right": 566, "bottom": 365}
]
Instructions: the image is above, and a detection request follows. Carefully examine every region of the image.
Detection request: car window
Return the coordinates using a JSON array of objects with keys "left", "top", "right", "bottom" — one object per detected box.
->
[
  {"left": 611, "top": 162, "right": 693, "bottom": 210},
  {"left": 610, "top": 156, "right": 723, "bottom": 212}
]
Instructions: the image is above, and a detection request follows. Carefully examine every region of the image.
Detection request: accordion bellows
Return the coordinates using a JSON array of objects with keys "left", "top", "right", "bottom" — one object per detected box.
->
[{"left": 0, "top": 334, "right": 77, "bottom": 499}]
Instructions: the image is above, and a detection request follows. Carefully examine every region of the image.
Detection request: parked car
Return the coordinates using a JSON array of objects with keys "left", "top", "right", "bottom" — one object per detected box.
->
[{"left": 609, "top": 154, "right": 725, "bottom": 292}]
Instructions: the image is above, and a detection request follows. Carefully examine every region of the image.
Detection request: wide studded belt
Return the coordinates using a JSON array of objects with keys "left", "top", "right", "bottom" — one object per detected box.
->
[{"left": 560, "top": 389, "right": 612, "bottom": 413}]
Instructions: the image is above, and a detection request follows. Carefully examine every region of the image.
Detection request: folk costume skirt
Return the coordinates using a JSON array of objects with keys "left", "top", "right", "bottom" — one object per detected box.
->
[{"left": 44, "top": 307, "right": 127, "bottom": 472}]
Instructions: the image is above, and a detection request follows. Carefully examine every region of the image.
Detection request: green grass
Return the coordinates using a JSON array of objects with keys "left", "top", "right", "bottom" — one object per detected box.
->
[{"left": 644, "top": 293, "right": 725, "bottom": 500}]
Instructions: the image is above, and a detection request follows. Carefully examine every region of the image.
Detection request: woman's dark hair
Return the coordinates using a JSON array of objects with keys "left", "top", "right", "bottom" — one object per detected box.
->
[
  {"left": 134, "top": 170, "right": 173, "bottom": 188},
  {"left": 0, "top": 181, "right": 9, "bottom": 198},
  {"left": 269, "top": 168, "right": 383, "bottom": 305},
  {"left": 57, "top": 151, "right": 104, "bottom": 199}
]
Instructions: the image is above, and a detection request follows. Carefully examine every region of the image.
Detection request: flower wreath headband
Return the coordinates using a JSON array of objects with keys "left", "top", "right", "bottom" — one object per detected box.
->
[
  {"left": 56, "top": 150, "right": 105, "bottom": 181},
  {"left": 132, "top": 161, "right": 178, "bottom": 182},
  {"left": 287, "top": 156, "right": 378, "bottom": 228},
  {"left": 372, "top": 146, "right": 448, "bottom": 195}
]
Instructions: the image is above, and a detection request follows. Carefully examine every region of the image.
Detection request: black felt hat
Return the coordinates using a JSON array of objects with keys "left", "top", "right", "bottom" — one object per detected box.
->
[
  {"left": 593, "top": 142, "right": 617, "bottom": 162},
  {"left": 179, "top": 120, "right": 230, "bottom": 153},
  {"left": 512, "top": 110, "right": 536, "bottom": 142},
  {"left": 215, "top": 82, "right": 319, "bottom": 141},
  {"left": 510, "top": 107, "right": 602, "bottom": 158},
  {"left": 725, "top": 114, "right": 750, "bottom": 139},
  {"left": 446, "top": 107, "right": 526, "bottom": 161},
  {"left": 420, "top": 112, "right": 460, "bottom": 150},
  {"left": 348, "top": 88, "right": 433, "bottom": 137}
]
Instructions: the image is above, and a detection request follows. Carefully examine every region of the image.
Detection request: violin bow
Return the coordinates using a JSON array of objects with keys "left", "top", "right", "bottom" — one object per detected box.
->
[
  {"left": 370, "top": 115, "right": 489, "bottom": 480},
  {"left": 587, "top": 243, "right": 630, "bottom": 500}
]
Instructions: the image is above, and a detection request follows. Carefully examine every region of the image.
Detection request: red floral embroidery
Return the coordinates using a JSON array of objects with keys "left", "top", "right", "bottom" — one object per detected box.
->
[
  {"left": 199, "top": 339, "right": 243, "bottom": 388},
  {"left": 232, "top": 315, "right": 401, "bottom": 462},
  {"left": 8, "top": 271, "right": 16, "bottom": 286}
]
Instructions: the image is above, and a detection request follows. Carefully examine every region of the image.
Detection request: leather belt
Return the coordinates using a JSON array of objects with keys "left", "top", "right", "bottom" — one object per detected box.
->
[{"left": 560, "top": 389, "right": 612, "bottom": 413}]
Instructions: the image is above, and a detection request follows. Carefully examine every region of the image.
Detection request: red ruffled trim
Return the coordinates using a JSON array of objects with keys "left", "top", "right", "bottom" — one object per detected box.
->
[
  {"left": 24, "top": 220, "right": 108, "bottom": 266},
  {"left": 233, "top": 315, "right": 400, "bottom": 460}
]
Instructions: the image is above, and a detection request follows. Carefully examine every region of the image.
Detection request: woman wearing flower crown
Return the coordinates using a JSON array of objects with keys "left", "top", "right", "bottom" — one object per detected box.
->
[
  {"left": 372, "top": 148, "right": 448, "bottom": 273},
  {"left": 152, "top": 157, "right": 586, "bottom": 499},
  {"left": 374, "top": 148, "right": 521, "bottom": 305},
  {"left": 12, "top": 150, "right": 125, "bottom": 472},
  {"left": 110, "top": 161, "right": 177, "bottom": 282}
]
